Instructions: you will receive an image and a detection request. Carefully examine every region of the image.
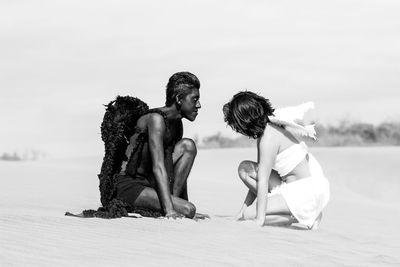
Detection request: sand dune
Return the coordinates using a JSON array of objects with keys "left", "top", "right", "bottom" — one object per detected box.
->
[{"left": 1, "top": 147, "right": 399, "bottom": 266}]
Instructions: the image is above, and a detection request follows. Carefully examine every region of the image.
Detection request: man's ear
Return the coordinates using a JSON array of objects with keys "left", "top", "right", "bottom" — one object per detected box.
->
[{"left": 175, "top": 94, "right": 182, "bottom": 105}]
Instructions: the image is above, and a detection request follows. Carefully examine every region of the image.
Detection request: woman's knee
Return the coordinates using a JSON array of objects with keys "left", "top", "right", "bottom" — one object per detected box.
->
[{"left": 238, "top": 160, "right": 257, "bottom": 180}]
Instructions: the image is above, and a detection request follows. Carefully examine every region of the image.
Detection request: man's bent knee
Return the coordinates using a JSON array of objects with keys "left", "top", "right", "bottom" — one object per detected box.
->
[
  {"left": 183, "top": 202, "right": 196, "bottom": 218},
  {"left": 179, "top": 138, "right": 197, "bottom": 157}
]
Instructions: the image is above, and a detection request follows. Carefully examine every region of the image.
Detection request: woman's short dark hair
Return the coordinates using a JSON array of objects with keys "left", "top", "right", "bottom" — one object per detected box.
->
[
  {"left": 223, "top": 91, "right": 274, "bottom": 139},
  {"left": 165, "top": 72, "right": 200, "bottom": 106}
]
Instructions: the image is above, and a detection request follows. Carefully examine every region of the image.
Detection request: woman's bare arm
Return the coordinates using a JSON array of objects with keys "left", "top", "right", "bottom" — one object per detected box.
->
[
  {"left": 236, "top": 190, "right": 256, "bottom": 220},
  {"left": 255, "top": 125, "right": 280, "bottom": 225}
]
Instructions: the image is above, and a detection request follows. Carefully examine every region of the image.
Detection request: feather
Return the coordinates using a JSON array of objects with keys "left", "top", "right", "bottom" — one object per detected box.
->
[{"left": 268, "top": 102, "right": 317, "bottom": 140}]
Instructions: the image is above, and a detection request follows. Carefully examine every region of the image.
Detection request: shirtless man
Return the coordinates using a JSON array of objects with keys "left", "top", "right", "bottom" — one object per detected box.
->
[{"left": 114, "top": 72, "right": 201, "bottom": 219}]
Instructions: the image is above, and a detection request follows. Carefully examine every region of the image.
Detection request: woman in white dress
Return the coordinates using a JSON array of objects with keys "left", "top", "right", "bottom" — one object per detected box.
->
[{"left": 223, "top": 91, "right": 330, "bottom": 229}]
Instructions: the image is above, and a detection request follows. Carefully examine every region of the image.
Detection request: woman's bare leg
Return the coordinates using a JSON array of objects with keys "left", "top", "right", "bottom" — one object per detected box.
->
[
  {"left": 238, "top": 160, "right": 296, "bottom": 223},
  {"left": 238, "top": 160, "right": 281, "bottom": 194},
  {"left": 264, "top": 194, "right": 299, "bottom": 226},
  {"left": 264, "top": 215, "right": 298, "bottom": 227},
  {"left": 133, "top": 187, "right": 196, "bottom": 218},
  {"left": 265, "top": 194, "right": 291, "bottom": 215}
]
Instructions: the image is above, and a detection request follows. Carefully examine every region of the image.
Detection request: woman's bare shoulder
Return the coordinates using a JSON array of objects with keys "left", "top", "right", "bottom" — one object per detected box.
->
[
  {"left": 258, "top": 124, "right": 282, "bottom": 157},
  {"left": 266, "top": 123, "right": 299, "bottom": 148},
  {"left": 259, "top": 124, "right": 283, "bottom": 147},
  {"left": 263, "top": 123, "right": 296, "bottom": 150},
  {"left": 264, "top": 123, "right": 285, "bottom": 137}
]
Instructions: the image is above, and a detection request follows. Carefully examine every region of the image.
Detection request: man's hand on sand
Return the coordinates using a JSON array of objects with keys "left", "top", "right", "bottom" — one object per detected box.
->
[
  {"left": 163, "top": 211, "right": 210, "bottom": 220},
  {"left": 165, "top": 210, "right": 184, "bottom": 219}
]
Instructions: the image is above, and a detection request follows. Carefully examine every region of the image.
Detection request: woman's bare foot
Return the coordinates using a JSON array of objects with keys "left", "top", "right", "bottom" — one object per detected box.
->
[{"left": 309, "top": 212, "right": 322, "bottom": 230}]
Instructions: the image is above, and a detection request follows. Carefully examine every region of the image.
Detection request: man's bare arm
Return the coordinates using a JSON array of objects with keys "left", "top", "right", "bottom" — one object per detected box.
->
[{"left": 147, "top": 114, "right": 177, "bottom": 217}]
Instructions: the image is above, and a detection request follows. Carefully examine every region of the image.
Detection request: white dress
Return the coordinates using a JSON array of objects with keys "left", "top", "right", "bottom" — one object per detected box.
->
[
  {"left": 267, "top": 102, "right": 330, "bottom": 229},
  {"left": 271, "top": 141, "right": 330, "bottom": 228}
]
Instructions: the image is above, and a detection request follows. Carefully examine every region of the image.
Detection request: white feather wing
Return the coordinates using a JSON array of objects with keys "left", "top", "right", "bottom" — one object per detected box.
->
[{"left": 268, "top": 102, "right": 316, "bottom": 140}]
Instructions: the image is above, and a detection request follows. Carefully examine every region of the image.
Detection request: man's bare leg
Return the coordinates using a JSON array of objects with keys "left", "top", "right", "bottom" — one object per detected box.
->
[
  {"left": 133, "top": 187, "right": 196, "bottom": 218},
  {"left": 172, "top": 138, "right": 197, "bottom": 200}
]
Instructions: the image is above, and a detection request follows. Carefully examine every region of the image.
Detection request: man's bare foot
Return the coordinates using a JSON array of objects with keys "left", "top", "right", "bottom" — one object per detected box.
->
[{"left": 193, "top": 213, "right": 210, "bottom": 220}]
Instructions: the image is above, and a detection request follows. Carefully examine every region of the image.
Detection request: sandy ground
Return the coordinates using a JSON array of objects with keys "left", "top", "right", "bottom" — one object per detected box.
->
[{"left": 1, "top": 147, "right": 400, "bottom": 266}]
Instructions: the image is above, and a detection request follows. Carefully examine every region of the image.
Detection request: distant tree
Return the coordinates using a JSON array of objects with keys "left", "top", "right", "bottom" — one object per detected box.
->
[
  {"left": 0, "top": 149, "right": 45, "bottom": 161},
  {"left": 348, "top": 123, "right": 377, "bottom": 142},
  {"left": 376, "top": 122, "right": 400, "bottom": 145},
  {"left": 199, "top": 120, "right": 400, "bottom": 148},
  {"left": 201, "top": 132, "right": 255, "bottom": 148},
  {"left": 0, "top": 152, "right": 22, "bottom": 161}
]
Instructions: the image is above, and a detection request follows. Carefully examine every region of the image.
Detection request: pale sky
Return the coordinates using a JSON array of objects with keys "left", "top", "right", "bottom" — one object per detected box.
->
[{"left": 1, "top": 0, "right": 400, "bottom": 157}]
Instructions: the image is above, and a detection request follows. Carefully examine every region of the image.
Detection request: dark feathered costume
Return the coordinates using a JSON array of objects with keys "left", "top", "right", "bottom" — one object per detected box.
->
[
  {"left": 98, "top": 95, "right": 149, "bottom": 207},
  {"left": 66, "top": 95, "right": 164, "bottom": 218}
]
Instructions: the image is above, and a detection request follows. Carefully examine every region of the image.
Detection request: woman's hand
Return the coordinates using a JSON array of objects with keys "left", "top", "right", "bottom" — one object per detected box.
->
[
  {"left": 235, "top": 205, "right": 247, "bottom": 221},
  {"left": 235, "top": 210, "right": 246, "bottom": 221},
  {"left": 254, "top": 216, "right": 265, "bottom": 226}
]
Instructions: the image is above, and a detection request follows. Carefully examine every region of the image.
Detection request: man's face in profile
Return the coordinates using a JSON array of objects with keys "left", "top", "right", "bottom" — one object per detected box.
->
[{"left": 180, "top": 88, "right": 201, "bottom": 121}]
